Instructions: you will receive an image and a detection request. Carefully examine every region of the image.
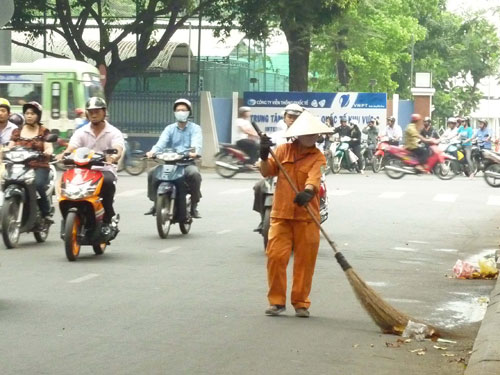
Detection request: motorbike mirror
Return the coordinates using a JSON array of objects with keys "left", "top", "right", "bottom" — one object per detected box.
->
[{"left": 45, "top": 133, "right": 59, "bottom": 143}]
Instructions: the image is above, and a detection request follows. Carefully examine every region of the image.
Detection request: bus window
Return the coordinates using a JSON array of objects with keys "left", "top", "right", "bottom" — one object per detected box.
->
[
  {"left": 83, "top": 73, "right": 104, "bottom": 100},
  {"left": 67, "top": 82, "right": 76, "bottom": 119},
  {"left": 0, "top": 82, "right": 42, "bottom": 105},
  {"left": 51, "top": 82, "right": 61, "bottom": 119}
]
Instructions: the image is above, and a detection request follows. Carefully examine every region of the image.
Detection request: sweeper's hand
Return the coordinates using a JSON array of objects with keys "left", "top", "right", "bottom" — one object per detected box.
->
[
  {"left": 259, "top": 134, "right": 274, "bottom": 161},
  {"left": 294, "top": 189, "right": 315, "bottom": 206}
]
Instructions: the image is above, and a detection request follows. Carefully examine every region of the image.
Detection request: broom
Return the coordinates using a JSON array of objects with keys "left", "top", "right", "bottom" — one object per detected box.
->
[{"left": 252, "top": 122, "right": 438, "bottom": 337}]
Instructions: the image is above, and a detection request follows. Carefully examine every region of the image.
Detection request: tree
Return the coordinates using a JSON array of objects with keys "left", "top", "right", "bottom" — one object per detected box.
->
[
  {"left": 10, "top": 0, "right": 225, "bottom": 99},
  {"left": 209, "top": 0, "right": 355, "bottom": 91}
]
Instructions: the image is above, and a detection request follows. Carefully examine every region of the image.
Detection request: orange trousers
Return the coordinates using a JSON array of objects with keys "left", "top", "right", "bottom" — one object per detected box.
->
[{"left": 267, "top": 218, "right": 320, "bottom": 309}]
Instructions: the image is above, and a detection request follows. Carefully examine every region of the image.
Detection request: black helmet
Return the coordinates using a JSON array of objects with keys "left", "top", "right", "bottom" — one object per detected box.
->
[
  {"left": 86, "top": 97, "right": 107, "bottom": 110},
  {"left": 9, "top": 113, "right": 25, "bottom": 127},
  {"left": 23, "top": 101, "right": 43, "bottom": 119}
]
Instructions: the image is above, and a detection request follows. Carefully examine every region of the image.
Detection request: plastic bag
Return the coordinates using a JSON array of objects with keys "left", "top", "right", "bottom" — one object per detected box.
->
[
  {"left": 479, "top": 258, "right": 498, "bottom": 277},
  {"left": 402, "top": 320, "right": 434, "bottom": 341},
  {"left": 453, "top": 259, "right": 477, "bottom": 279},
  {"left": 348, "top": 149, "right": 359, "bottom": 163}
]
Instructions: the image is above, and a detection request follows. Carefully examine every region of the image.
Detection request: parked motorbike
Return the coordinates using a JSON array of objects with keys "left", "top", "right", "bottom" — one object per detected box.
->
[
  {"left": 384, "top": 144, "right": 455, "bottom": 180},
  {"left": 150, "top": 150, "right": 197, "bottom": 238},
  {"left": 371, "top": 137, "right": 390, "bottom": 173},
  {"left": 59, "top": 147, "right": 120, "bottom": 261},
  {"left": 482, "top": 149, "right": 500, "bottom": 187},
  {"left": 215, "top": 143, "right": 257, "bottom": 178},
  {"left": 1, "top": 140, "right": 58, "bottom": 248},
  {"left": 117, "top": 134, "right": 147, "bottom": 175},
  {"left": 331, "top": 136, "right": 358, "bottom": 173}
]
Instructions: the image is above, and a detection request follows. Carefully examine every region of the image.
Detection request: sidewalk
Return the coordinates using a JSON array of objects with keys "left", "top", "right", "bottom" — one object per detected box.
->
[{"left": 465, "top": 276, "right": 500, "bottom": 375}]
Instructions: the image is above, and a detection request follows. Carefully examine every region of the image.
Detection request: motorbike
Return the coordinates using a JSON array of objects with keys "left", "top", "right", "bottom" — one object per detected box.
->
[
  {"left": 441, "top": 140, "right": 474, "bottom": 176},
  {"left": 117, "top": 134, "right": 147, "bottom": 176},
  {"left": 59, "top": 147, "right": 120, "bottom": 261},
  {"left": 256, "top": 175, "right": 329, "bottom": 250},
  {"left": 1, "top": 139, "right": 58, "bottom": 248},
  {"left": 482, "top": 149, "right": 500, "bottom": 187},
  {"left": 371, "top": 137, "right": 390, "bottom": 173},
  {"left": 150, "top": 150, "right": 197, "bottom": 238},
  {"left": 331, "top": 136, "right": 358, "bottom": 173},
  {"left": 214, "top": 143, "right": 257, "bottom": 178},
  {"left": 384, "top": 143, "right": 455, "bottom": 180}
]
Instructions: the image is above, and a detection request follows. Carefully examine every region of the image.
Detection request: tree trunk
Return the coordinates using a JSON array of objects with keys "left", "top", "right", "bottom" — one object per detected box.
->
[
  {"left": 282, "top": 27, "right": 311, "bottom": 92},
  {"left": 335, "top": 27, "right": 350, "bottom": 87}
]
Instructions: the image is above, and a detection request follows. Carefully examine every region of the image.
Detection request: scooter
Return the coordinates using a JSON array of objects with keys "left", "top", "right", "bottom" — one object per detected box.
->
[
  {"left": 442, "top": 140, "right": 474, "bottom": 176},
  {"left": 482, "top": 149, "right": 500, "bottom": 187},
  {"left": 384, "top": 143, "right": 455, "bottom": 180},
  {"left": 331, "top": 136, "right": 358, "bottom": 173},
  {"left": 117, "top": 134, "right": 147, "bottom": 175},
  {"left": 215, "top": 144, "right": 257, "bottom": 178},
  {"left": 1, "top": 140, "right": 58, "bottom": 248},
  {"left": 150, "top": 150, "right": 196, "bottom": 238},
  {"left": 59, "top": 147, "right": 120, "bottom": 261}
]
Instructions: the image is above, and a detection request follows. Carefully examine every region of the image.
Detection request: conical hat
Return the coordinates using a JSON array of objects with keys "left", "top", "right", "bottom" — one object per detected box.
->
[{"left": 285, "top": 110, "right": 333, "bottom": 137}]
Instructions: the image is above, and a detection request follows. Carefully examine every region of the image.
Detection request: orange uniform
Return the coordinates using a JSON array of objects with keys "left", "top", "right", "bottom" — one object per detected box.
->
[{"left": 260, "top": 140, "right": 326, "bottom": 309}]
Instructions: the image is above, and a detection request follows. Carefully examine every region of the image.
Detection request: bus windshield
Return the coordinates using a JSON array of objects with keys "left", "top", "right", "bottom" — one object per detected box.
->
[
  {"left": 0, "top": 74, "right": 43, "bottom": 106},
  {"left": 82, "top": 73, "right": 104, "bottom": 100}
]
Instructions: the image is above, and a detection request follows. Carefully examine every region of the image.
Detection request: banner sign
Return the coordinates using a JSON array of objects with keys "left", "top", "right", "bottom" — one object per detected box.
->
[{"left": 243, "top": 91, "right": 387, "bottom": 133}]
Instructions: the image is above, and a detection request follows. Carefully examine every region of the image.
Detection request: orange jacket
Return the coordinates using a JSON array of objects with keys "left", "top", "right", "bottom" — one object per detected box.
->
[{"left": 260, "top": 141, "right": 326, "bottom": 222}]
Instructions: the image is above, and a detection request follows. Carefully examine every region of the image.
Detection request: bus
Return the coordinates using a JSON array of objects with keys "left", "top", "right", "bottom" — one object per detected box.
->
[{"left": 0, "top": 58, "right": 104, "bottom": 137}]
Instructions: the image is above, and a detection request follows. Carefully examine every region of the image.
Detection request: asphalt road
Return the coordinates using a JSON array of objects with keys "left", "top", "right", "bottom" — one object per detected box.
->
[{"left": 0, "top": 169, "right": 498, "bottom": 375}]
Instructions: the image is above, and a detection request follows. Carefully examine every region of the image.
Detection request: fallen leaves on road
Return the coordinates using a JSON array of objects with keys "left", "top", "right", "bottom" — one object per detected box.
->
[
  {"left": 433, "top": 345, "right": 448, "bottom": 351},
  {"left": 409, "top": 348, "right": 427, "bottom": 356}
]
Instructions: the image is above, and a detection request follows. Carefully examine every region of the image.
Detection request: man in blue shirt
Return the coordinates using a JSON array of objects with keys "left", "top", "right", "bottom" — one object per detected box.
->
[
  {"left": 472, "top": 119, "right": 492, "bottom": 150},
  {"left": 145, "top": 98, "right": 202, "bottom": 218}
]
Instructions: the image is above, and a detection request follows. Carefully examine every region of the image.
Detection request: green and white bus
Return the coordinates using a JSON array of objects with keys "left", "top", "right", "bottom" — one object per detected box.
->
[{"left": 0, "top": 58, "right": 104, "bottom": 137}]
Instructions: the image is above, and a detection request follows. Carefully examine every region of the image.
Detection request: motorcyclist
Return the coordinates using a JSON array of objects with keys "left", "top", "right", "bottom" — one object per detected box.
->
[
  {"left": 404, "top": 113, "right": 435, "bottom": 172},
  {"left": 381, "top": 116, "right": 402, "bottom": 145},
  {"left": 0, "top": 98, "right": 19, "bottom": 145},
  {"left": 332, "top": 115, "right": 351, "bottom": 138},
  {"left": 421, "top": 117, "right": 439, "bottom": 139},
  {"left": 234, "top": 106, "right": 259, "bottom": 164},
  {"left": 471, "top": 119, "right": 492, "bottom": 150},
  {"left": 57, "top": 97, "right": 125, "bottom": 231},
  {"left": 362, "top": 117, "right": 379, "bottom": 159},
  {"left": 253, "top": 103, "right": 304, "bottom": 231},
  {"left": 145, "top": 98, "right": 202, "bottom": 218},
  {"left": 349, "top": 119, "right": 363, "bottom": 173},
  {"left": 440, "top": 117, "right": 459, "bottom": 144},
  {"left": 8, "top": 101, "right": 54, "bottom": 223}
]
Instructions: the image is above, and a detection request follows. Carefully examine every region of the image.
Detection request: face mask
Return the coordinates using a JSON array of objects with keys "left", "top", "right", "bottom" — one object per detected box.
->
[{"left": 175, "top": 111, "right": 189, "bottom": 122}]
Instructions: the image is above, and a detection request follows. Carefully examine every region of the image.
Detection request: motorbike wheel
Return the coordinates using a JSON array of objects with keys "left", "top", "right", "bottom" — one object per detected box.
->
[
  {"left": 372, "top": 155, "right": 383, "bottom": 173},
  {"left": 93, "top": 242, "right": 107, "bottom": 255},
  {"left": 156, "top": 195, "right": 172, "bottom": 239},
  {"left": 449, "top": 160, "right": 462, "bottom": 175},
  {"left": 125, "top": 156, "right": 147, "bottom": 176},
  {"left": 384, "top": 158, "right": 406, "bottom": 179},
  {"left": 215, "top": 154, "right": 239, "bottom": 179},
  {"left": 262, "top": 207, "right": 271, "bottom": 250},
  {"left": 179, "top": 196, "right": 192, "bottom": 235},
  {"left": 435, "top": 162, "right": 455, "bottom": 180},
  {"left": 332, "top": 156, "right": 342, "bottom": 174},
  {"left": 1, "top": 197, "right": 21, "bottom": 249},
  {"left": 64, "top": 212, "right": 81, "bottom": 261},
  {"left": 34, "top": 224, "right": 49, "bottom": 243},
  {"left": 484, "top": 164, "right": 500, "bottom": 187}
]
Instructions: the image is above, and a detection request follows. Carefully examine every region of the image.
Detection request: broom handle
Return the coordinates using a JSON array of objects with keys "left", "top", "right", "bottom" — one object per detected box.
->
[{"left": 252, "top": 122, "right": 339, "bottom": 254}]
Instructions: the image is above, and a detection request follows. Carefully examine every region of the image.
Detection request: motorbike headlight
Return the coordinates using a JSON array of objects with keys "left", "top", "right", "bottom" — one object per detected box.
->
[{"left": 61, "top": 180, "right": 97, "bottom": 200}]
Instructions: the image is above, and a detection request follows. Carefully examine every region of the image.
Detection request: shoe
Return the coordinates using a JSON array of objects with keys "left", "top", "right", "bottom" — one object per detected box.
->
[
  {"left": 295, "top": 308, "right": 310, "bottom": 318},
  {"left": 265, "top": 305, "right": 286, "bottom": 316},
  {"left": 43, "top": 216, "right": 54, "bottom": 225},
  {"left": 144, "top": 206, "right": 155, "bottom": 215},
  {"left": 253, "top": 221, "right": 263, "bottom": 233},
  {"left": 190, "top": 204, "right": 201, "bottom": 219}
]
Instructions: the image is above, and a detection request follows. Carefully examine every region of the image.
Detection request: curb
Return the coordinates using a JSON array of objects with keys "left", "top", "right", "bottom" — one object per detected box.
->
[{"left": 465, "top": 276, "right": 500, "bottom": 375}]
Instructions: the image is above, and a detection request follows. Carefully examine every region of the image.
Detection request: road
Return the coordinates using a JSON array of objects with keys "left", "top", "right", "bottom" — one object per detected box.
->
[{"left": 0, "top": 169, "right": 498, "bottom": 375}]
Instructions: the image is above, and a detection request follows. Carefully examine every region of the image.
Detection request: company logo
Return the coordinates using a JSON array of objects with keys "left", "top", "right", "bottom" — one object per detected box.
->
[
  {"left": 247, "top": 99, "right": 257, "bottom": 106},
  {"left": 318, "top": 99, "right": 326, "bottom": 108},
  {"left": 311, "top": 100, "right": 318, "bottom": 108},
  {"left": 340, "top": 95, "right": 350, "bottom": 108}
]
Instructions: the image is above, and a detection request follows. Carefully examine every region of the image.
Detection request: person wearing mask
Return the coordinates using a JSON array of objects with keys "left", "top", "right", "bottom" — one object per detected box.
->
[
  {"left": 440, "top": 117, "right": 459, "bottom": 144},
  {"left": 234, "top": 106, "right": 259, "bottom": 164},
  {"left": 0, "top": 99, "right": 19, "bottom": 145},
  {"left": 362, "top": 117, "right": 379, "bottom": 160},
  {"left": 404, "top": 114, "right": 435, "bottom": 172},
  {"left": 471, "top": 120, "right": 492, "bottom": 150},
  {"left": 145, "top": 98, "right": 202, "bottom": 218},
  {"left": 57, "top": 97, "right": 124, "bottom": 231},
  {"left": 421, "top": 117, "right": 439, "bottom": 139},
  {"left": 349, "top": 119, "right": 363, "bottom": 173},
  {"left": 260, "top": 111, "right": 331, "bottom": 318},
  {"left": 253, "top": 104, "right": 304, "bottom": 231},
  {"left": 8, "top": 102, "right": 54, "bottom": 223},
  {"left": 382, "top": 116, "right": 402, "bottom": 145}
]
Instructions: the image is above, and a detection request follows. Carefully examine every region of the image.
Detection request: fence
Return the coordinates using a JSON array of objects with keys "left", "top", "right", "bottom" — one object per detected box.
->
[{"left": 109, "top": 91, "right": 200, "bottom": 135}]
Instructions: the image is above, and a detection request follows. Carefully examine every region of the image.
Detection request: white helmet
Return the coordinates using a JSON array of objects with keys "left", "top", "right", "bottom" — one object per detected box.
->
[
  {"left": 350, "top": 119, "right": 359, "bottom": 126},
  {"left": 86, "top": 97, "right": 107, "bottom": 110},
  {"left": 174, "top": 98, "right": 192, "bottom": 114},
  {"left": 447, "top": 117, "right": 457, "bottom": 123},
  {"left": 283, "top": 103, "right": 304, "bottom": 116}
]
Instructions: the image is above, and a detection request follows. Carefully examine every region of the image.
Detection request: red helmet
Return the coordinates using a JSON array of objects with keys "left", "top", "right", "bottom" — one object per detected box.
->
[
  {"left": 411, "top": 113, "right": 422, "bottom": 122},
  {"left": 75, "top": 108, "right": 85, "bottom": 116}
]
